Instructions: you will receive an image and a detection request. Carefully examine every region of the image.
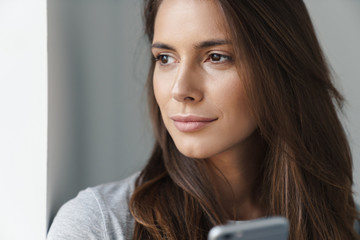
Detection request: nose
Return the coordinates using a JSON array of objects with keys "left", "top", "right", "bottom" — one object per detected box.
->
[{"left": 171, "top": 64, "right": 204, "bottom": 103}]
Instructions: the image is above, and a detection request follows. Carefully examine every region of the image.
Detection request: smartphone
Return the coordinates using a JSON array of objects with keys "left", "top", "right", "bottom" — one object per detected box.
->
[{"left": 208, "top": 216, "right": 289, "bottom": 240}]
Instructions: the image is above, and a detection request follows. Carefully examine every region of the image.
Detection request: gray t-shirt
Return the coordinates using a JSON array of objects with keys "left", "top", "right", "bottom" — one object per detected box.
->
[
  {"left": 48, "top": 172, "right": 360, "bottom": 240},
  {"left": 47, "top": 173, "right": 138, "bottom": 240}
]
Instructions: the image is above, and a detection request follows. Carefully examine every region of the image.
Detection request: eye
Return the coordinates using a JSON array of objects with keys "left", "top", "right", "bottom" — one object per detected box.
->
[
  {"left": 207, "top": 53, "right": 232, "bottom": 63},
  {"left": 155, "top": 54, "right": 176, "bottom": 66}
]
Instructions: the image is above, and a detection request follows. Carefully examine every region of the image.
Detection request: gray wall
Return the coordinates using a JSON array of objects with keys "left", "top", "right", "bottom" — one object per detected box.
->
[
  {"left": 47, "top": 0, "right": 360, "bottom": 227},
  {"left": 47, "top": 0, "right": 153, "bottom": 226}
]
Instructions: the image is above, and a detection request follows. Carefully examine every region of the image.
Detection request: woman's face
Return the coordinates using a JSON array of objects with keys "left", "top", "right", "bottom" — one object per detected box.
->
[{"left": 152, "top": 0, "right": 258, "bottom": 159}]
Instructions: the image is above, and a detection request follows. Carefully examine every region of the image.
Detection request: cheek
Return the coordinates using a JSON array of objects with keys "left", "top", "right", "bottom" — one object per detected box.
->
[
  {"left": 229, "top": 98, "right": 257, "bottom": 141},
  {"left": 153, "top": 78, "right": 161, "bottom": 107},
  {"left": 211, "top": 71, "right": 247, "bottom": 112},
  {"left": 214, "top": 74, "right": 256, "bottom": 134},
  {"left": 153, "top": 70, "right": 175, "bottom": 130},
  {"left": 153, "top": 70, "right": 170, "bottom": 108}
]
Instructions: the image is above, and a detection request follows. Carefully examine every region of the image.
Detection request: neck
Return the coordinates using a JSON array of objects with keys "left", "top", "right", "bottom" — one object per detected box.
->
[{"left": 208, "top": 131, "right": 266, "bottom": 220}]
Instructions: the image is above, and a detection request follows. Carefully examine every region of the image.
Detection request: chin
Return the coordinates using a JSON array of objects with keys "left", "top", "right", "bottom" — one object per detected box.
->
[
  {"left": 174, "top": 143, "right": 212, "bottom": 159},
  {"left": 179, "top": 150, "right": 208, "bottom": 159}
]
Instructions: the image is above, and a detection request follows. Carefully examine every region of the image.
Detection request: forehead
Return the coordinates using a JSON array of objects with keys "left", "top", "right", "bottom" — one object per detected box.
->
[{"left": 153, "top": 0, "right": 230, "bottom": 43}]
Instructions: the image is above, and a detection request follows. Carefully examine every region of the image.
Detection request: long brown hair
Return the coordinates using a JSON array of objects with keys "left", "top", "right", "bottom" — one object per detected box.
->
[{"left": 129, "top": 0, "right": 359, "bottom": 239}]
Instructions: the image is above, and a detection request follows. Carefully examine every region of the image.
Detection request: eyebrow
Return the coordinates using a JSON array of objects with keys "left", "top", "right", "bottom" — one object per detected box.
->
[
  {"left": 195, "top": 40, "right": 231, "bottom": 49},
  {"left": 152, "top": 42, "right": 176, "bottom": 51},
  {"left": 151, "top": 39, "right": 231, "bottom": 51}
]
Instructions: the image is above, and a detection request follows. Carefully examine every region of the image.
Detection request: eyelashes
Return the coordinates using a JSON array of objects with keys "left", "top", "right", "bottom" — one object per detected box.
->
[
  {"left": 154, "top": 54, "right": 176, "bottom": 65},
  {"left": 154, "top": 53, "right": 233, "bottom": 66},
  {"left": 206, "top": 53, "right": 233, "bottom": 63}
]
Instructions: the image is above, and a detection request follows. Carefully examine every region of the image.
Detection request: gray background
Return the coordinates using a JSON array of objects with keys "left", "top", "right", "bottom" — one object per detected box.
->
[{"left": 47, "top": 0, "right": 360, "bottom": 228}]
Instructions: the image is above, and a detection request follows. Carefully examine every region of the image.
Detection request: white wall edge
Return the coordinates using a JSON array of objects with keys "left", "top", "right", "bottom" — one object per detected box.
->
[{"left": 0, "top": 0, "right": 48, "bottom": 239}]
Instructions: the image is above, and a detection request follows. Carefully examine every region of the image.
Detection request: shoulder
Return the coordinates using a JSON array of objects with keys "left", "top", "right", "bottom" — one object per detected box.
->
[{"left": 47, "top": 172, "right": 139, "bottom": 240}]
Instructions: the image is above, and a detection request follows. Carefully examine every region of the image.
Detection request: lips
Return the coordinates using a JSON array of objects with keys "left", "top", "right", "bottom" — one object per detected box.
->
[{"left": 170, "top": 115, "right": 217, "bottom": 132}]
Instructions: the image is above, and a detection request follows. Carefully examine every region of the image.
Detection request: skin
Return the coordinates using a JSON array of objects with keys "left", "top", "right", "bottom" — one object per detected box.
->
[{"left": 152, "top": 0, "right": 264, "bottom": 220}]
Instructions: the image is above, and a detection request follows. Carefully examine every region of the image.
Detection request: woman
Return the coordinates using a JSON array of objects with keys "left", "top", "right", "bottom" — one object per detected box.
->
[{"left": 47, "top": 0, "right": 359, "bottom": 239}]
